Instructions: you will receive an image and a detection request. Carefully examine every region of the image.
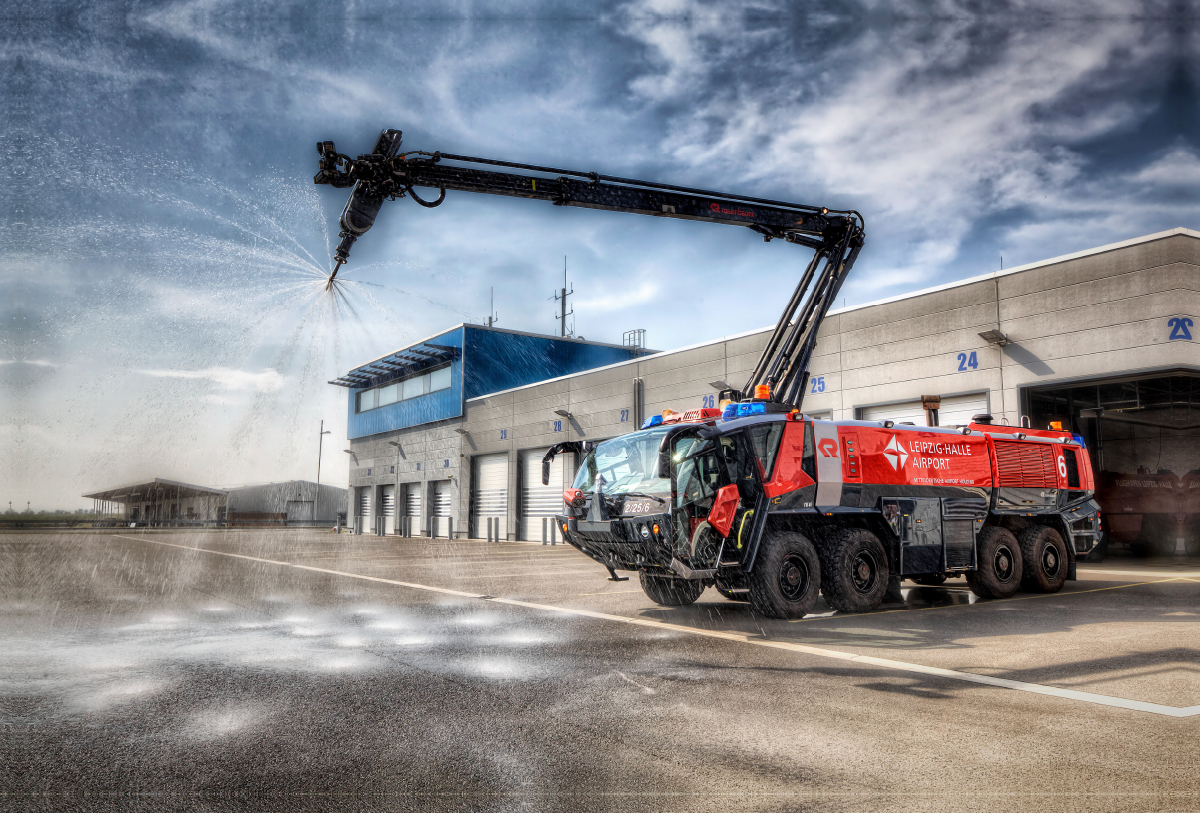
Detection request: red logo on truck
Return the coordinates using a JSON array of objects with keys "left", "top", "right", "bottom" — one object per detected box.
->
[
  {"left": 710, "top": 202, "right": 755, "bottom": 218},
  {"left": 818, "top": 438, "right": 839, "bottom": 458}
]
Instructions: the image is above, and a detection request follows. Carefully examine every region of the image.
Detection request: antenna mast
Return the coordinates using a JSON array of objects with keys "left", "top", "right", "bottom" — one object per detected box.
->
[
  {"left": 554, "top": 256, "right": 574, "bottom": 337},
  {"left": 487, "top": 287, "right": 499, "bottom": 328}
]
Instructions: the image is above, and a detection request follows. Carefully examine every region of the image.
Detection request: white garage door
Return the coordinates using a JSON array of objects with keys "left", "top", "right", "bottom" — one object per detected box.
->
[
  {"left": 356, "top": 486, "right": 371, "bottom": 534},
  {"left": 431, "top": 480, "right": 453, "bottom": 537},
  {"left": 401, "top": 483, "right": 421, "bottom": 536},
  {"left": 519, "top": 448, "right": 574, "bottom": 542},
  {"left": 472, "top": 453, "right": 508, "bottom": 539},
  {"left": 381, "top": 485, "right": 395, "bottom": 534},
  {"left": 858, "top": 392, "right": 989, "bottom": 427}
]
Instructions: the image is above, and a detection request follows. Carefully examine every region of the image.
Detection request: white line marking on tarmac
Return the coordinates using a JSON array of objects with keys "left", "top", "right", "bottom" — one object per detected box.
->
[
  {"left": 117, "top": 535, "right": 1200, "bottom": 719},
  {"left": 1078, "top": 568, "right": 1200, "bottom": 578}
]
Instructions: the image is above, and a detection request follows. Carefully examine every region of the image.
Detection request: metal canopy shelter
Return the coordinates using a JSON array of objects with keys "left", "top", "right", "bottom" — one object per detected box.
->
[
  {"left": 328, "top": 341, "right": 458, "bottom": 389},
  {"left": 82, "top": 478, "right": 228, "bottom": 503},
  {"left": 82, "top": 478, "right": 229, "bottom": 522}
]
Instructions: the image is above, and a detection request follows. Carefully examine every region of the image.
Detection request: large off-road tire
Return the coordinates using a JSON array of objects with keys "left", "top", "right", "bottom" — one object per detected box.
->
[
  {"left": 1019, "top": 525, "right": 1069, "bottom": 593},
  {"left": 1130, "top": 515, "right": 1175, "bottom": 558},
  {"left": 966, "top": 526, "right": 1023, "bottom": 599},
  {"left": 747, "top": 531, "right": 822, "bottom": 619},
  {"left": 639, "top": 572, "right": 705, "bottom": 606},
  {"left": 909, "top": 573, "right": 947, "bottom": 586},
  {"left": 820, "top": 528, "right": 889, "bottom": 614}
]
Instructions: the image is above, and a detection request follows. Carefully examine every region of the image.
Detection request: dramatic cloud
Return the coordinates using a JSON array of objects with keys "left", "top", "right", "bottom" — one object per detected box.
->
[{"left": 2, "top": 0, "right": 1195, "bottom": 507}]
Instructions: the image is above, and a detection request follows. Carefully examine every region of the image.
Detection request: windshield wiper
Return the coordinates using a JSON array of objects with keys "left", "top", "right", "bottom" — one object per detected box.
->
[{"left": 616, "top": 492, "right": 666, "bottom": 504}]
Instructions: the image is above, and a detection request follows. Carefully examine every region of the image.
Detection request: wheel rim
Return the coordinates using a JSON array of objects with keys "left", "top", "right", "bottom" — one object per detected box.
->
[
  {"left": 778, "top": 554, "right": 811, "bottom": 601},
  {"left": 994, "top": 544, "right": 1015, "bottom": 582},
  {"left": 851, "top": 549, "right": 878, "bottom": 594},
  {"left": 1041, "top": 542, "right": 1061, "bottom": 578}
]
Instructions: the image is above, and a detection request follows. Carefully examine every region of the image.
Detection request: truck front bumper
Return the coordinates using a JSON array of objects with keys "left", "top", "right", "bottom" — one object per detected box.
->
[{"left": 556, "top": 513, "right": 676, "bottom": 572}]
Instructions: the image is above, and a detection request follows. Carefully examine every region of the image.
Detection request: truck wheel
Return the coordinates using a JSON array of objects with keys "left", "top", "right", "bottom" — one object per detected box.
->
[
  {"left": 1019, "top": 526, "right": 1068, "bottom": 593},
  {"left": 1131, "top": 515, "right": 1175, "bottom": 557},
  {"left": 965, "top": 527, "right": 1023, "bottom": 599},
  {"left": 910, "top": 574, "right": 947, "bottom": 586},
  {"left": 747, "top": 532, "right": 821, "bottom": 619},
  {"left": 820, "top": 529, "right": 888, "bottom": 614},
  {"left": 638, "top": 572, "right": 704, "bottom": 606}
]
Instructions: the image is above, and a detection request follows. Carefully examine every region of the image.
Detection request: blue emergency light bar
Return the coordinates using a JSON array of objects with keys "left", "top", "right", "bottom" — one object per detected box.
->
[
  {"left": 722, "top": 402, "right": 766, "bottom": 421},
  {"left": 641, "top": 415, "right": 664, "bottom": 429}
]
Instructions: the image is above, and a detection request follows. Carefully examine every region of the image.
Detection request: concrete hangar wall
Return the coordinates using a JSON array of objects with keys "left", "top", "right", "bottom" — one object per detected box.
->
[{"left": 343, "top": 228, "right": 1199, "bottom": 548}]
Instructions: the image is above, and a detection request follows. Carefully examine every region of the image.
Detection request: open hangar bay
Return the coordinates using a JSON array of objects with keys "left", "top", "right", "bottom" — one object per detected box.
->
[
  {"left": 4, "top": 527, "right": 1198, "bottom": 811},
  {"left": 341, "top": 229, "right": 1199, "bottom": 557}
]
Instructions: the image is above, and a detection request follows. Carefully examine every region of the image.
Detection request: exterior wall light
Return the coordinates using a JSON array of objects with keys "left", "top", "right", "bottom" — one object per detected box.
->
[{"left": 978, "top": 329, "right": 1009, "bottom": 346}]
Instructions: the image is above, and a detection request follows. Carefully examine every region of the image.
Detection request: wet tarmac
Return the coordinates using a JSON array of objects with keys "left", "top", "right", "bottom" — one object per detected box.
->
[{"left": 3, "top": 530, "right": 1199, "bottom": 812}]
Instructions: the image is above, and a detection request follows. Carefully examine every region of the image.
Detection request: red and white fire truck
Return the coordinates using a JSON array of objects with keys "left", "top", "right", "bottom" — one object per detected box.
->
[
  {"left": 316, "top": 128, "right": 1101, "bottom": 618},
  {"left": 551, "top": 402, "right": 1099, "bottom": 618}
]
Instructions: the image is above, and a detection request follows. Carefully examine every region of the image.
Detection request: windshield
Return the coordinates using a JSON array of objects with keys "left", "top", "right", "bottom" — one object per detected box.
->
[{"left": 573, "top": 427, "right": 673, "bottom": 496}]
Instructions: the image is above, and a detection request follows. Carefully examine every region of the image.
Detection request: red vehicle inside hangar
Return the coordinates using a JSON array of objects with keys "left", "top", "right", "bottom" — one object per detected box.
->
[{"left": 1027, "top": 371, "right": 1200, "bottom": 557}]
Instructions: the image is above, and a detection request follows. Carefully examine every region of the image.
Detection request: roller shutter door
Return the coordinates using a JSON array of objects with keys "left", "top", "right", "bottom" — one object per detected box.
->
[
  {"left": 472, "top": 453, "right": 508, "bottom": 539},
  {"left": 519, "top": 448, "right": 574, "bottom": 542},
  {"left": 356, "top": 486, "right": 372, "bottom": 534},
  {"left": 401, "top": 483, "right": 422, "bottom": 536},
  {"left": 858, "top": 393, "right": 989, "bottom": 427},
  {"left": 381, "top": 485, "right": 395, "bottom": 534},
  {"left": 431, "top": 480, "right": 453, "bottom": 537}
]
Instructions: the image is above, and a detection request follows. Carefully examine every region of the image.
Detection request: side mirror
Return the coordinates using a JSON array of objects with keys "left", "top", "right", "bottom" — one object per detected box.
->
[{"left": 542, "top": 442, "right": 583, "bottom": 486}]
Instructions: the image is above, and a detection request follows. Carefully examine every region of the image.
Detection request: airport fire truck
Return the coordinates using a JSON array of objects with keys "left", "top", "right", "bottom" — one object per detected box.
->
[{"left": 315, "top": 128, "right": 1101, "bottom": 618}]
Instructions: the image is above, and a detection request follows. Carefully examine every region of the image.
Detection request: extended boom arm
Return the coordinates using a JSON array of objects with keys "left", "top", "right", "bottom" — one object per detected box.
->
[{"left": 314, "top": 128, "right": 864, "bottom": 408}]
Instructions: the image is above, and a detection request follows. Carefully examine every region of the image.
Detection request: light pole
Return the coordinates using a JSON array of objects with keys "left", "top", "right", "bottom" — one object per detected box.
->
[
  {"left": 388, "top": 441, "right": 403, "bottom": 536},
  {"left": 315, "top": 419, "right": 331, "bottom": 520}
]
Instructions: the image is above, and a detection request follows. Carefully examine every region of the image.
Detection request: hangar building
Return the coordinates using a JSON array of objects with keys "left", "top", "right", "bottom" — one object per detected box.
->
[
  {"left": 82, "top": 478, "right": 348, "bottom": 526},
  {"left": 339, "top": 228, "right": 1199, "bottom": 554}
]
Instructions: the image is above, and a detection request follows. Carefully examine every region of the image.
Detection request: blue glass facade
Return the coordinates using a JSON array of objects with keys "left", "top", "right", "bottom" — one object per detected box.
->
[{"left": 345, "top": 326, "right": 642, "bottom": 439}]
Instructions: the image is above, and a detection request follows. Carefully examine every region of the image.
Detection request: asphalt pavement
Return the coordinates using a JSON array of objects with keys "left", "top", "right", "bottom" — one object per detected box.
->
[{"left": 3, "top": 529, "right": 1198, "bottom": 812}]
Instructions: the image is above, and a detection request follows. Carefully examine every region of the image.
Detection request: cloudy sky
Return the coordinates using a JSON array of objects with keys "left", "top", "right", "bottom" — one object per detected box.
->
[{"left": 2, "top": 0, "right": 1197, "bottom": 509}]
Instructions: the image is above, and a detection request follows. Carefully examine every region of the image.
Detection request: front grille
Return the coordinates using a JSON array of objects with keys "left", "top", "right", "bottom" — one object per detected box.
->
[{"left": 994, "top": 441, "right": 1058, "bottom": 488}]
